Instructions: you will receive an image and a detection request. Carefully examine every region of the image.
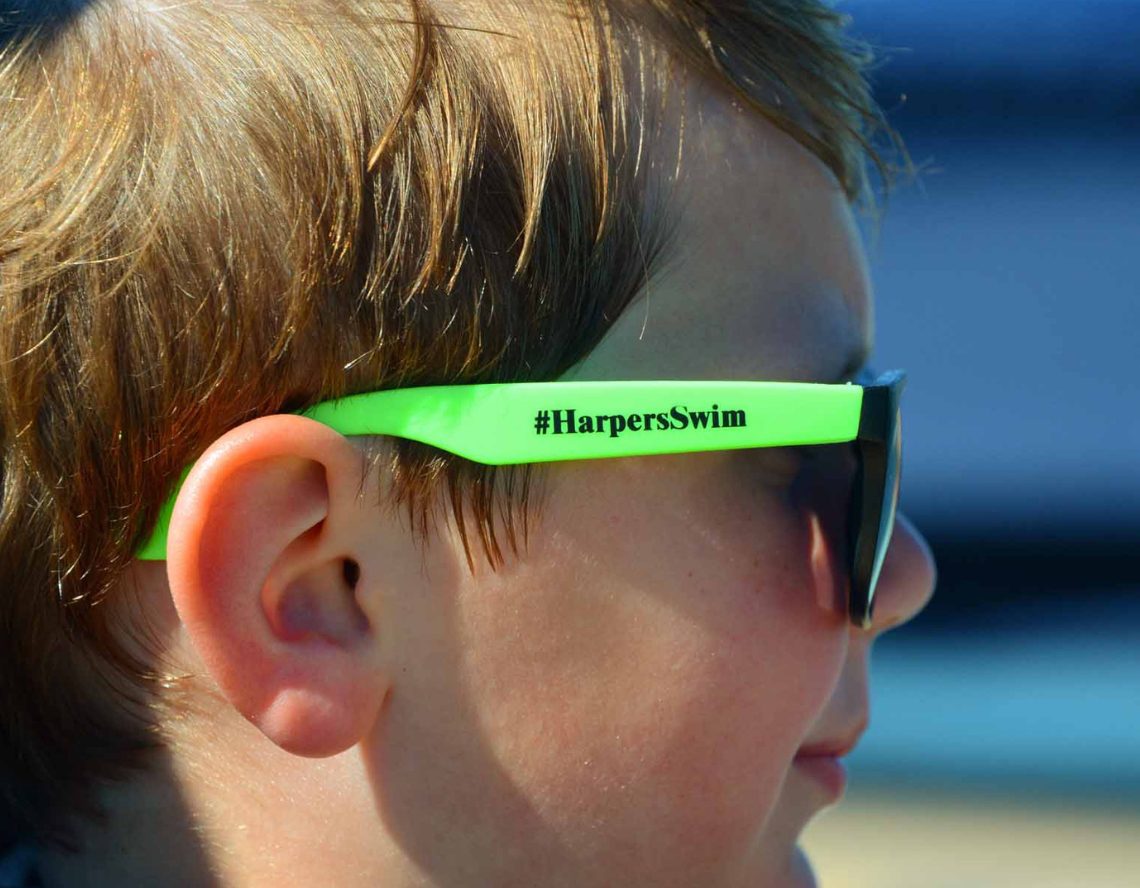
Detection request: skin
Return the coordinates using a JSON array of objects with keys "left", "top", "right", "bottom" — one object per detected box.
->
[
  {"left": 384, "top": 75, "right": 934, "bottom": 886},
  {"left": 38, "top": 74, "right": 935, "bottom": 888}
]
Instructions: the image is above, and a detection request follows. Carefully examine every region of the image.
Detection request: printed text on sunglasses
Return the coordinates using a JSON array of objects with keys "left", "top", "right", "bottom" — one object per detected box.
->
[{"left": 534, "top": 406, "right": 747, "bottom": 438}]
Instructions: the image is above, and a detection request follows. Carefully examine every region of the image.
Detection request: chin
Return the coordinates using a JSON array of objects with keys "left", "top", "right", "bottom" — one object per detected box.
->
[
  {"left": 740, "top": 845, "right": 819, "bottom": 888},
  {"left": 787, "top": 846, "right": 819, "bottom": 888},
  {"left": 757, "top": 846, "right": 817, "bottom": 888}
]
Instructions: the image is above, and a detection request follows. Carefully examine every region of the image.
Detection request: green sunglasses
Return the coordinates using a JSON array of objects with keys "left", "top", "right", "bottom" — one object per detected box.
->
[{"left": 137, "top": 370, "right": 905, "bottom": 628}]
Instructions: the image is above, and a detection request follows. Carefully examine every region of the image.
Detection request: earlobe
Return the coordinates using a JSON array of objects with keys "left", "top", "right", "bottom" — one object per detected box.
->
[{"left": 165, "top": 415, "right": 389, "bottom": 757}]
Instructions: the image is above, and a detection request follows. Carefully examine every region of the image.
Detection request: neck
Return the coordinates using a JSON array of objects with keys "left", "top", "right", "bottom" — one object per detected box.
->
[
  {"left": 37, "top": 728, "right": 422, "bottom": 888},
  {"left": 37, "top": 752, "right": 218, "bottom": 888}
]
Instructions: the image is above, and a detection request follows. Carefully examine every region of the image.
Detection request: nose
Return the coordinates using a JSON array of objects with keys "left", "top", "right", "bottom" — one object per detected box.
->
[{"left": 866, "top": 512, "right": 936, "bottom": 635}]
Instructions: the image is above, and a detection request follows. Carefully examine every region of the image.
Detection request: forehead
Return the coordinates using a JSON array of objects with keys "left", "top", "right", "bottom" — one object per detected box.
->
[{"left": 570, "top": 72, "right": 872, "bottom": 383}]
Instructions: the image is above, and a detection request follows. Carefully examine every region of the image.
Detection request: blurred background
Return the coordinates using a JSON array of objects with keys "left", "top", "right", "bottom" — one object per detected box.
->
[{"left": 801, "top": 2, "right": 1140, "bottom": 885}]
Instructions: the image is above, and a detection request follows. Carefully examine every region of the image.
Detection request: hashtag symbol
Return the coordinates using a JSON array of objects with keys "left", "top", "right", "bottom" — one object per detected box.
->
[{"left": 534, "top": 410, "right": 550, "bottom": 434}]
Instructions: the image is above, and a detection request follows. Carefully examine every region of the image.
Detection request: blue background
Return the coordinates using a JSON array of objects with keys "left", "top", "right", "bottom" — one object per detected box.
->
[{"left": 839, "top": 0, "right": 1140, "bottom": 803}]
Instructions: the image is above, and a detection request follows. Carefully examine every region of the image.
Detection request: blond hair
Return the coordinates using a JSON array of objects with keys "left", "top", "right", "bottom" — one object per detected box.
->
[{"left": 0, "top": 0, "right": 905, "bottom": 849}]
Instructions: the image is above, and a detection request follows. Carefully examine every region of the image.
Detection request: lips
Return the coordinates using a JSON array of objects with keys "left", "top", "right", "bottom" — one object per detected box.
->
[
  {"left": 792, "top": 752, "right": 848, "bottom": 801},
  {"left": 792, "top": 720, "right": 864, "bottom": 802},
  {"left": 796, "top": 717, "right": 868, "bottom": 760}
]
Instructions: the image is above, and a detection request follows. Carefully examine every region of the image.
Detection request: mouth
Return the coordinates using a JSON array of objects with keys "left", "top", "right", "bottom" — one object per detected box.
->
[
  {"left": 792, "top": 718, "right": 868, "bottom": 801},
  {"left": 791, "top": 752, "right": 848, "bottom": 800},
  {"left": 796, "top": 721, "right": 866, "bottom": 760}
]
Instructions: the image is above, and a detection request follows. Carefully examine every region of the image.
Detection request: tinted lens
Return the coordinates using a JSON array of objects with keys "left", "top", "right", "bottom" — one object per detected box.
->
[
  {"left": 864, "top": 409, "right": 902, "bottom": 620},
  {"left": 788, "top": 442, "right": 860, "bottom": 618}
]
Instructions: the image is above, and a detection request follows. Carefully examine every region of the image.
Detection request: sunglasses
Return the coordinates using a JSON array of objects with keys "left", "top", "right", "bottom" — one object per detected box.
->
[{"left": 136, "top": 370, "right": 905, "bottom": 628}]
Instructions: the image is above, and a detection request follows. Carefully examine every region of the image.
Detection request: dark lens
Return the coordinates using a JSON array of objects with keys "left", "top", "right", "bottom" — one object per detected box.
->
[
  {"left": 790, "top": 443, "right": 859, "bottom": 617},
  {"left": 865, "top": 409, "right": 902, "bottom": 619}
]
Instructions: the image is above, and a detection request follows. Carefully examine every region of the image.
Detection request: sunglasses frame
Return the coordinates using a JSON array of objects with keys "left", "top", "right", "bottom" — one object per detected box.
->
[
  {"left": 847, "top": 369, "right": 906, "bottom": 629},
  {"left": 136, "top": 371, "right": 906, "bottom": 629}
]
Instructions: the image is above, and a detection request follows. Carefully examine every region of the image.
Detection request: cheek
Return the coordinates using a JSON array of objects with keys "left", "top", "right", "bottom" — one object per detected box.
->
[{"left": 444, "top": 457, "right": 847, "bottom": 877}]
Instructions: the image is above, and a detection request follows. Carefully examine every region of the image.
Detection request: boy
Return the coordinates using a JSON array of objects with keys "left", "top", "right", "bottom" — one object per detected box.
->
[{"left": 0, "top": 1, "right": 934, "bottom": 885}]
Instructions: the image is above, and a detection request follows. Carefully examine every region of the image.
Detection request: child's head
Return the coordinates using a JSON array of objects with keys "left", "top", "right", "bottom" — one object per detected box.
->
[{"left": 1, "top": 1, "right": 933, "bottom": 883}]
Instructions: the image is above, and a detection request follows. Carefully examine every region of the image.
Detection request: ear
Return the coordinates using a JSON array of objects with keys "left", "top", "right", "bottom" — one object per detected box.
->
[{"left": 166, "top": 414, "right": 390, "bottom": 757}]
